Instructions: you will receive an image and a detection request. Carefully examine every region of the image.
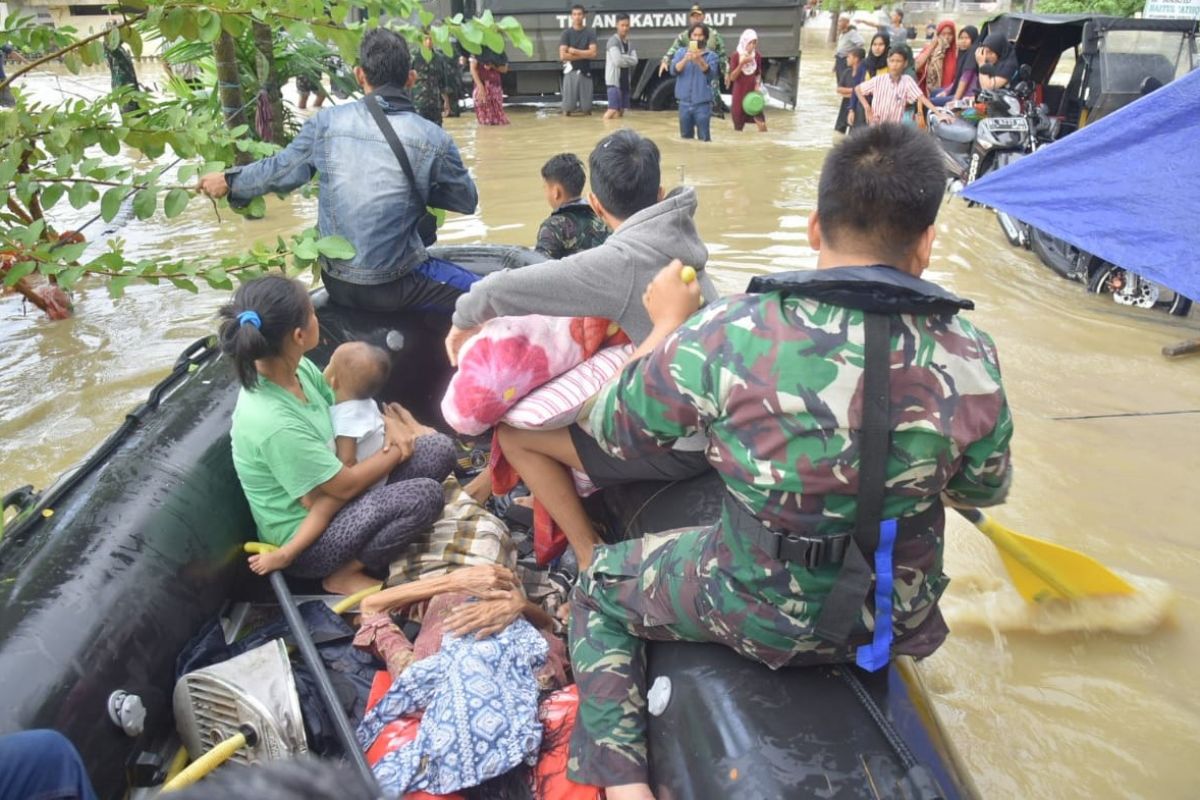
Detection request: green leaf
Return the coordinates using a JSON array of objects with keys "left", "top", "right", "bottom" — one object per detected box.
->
[
  {"left": 162, "top": 187, "right": 189, "bottom": 219},
  {"left": 482, "top": 28, "right": 505, "bottom": 54},
  {"left": 108, "top": 275, "right": 134, "bottom": 298},
  {"left": 498, "top": 15, "right": 523, "bottom": 32},
  {"left": 419, "top": 9, "right": 435, "bottom": 26},
  {"left": 197, "top": 10, "right": 222, "bottom": 43},
  {"left": 244, "top": 196, "right": 266, "bottom": 219},
  {"left": 509, "top": 30, "right": 533, "bottom": 57},
  {"left": 132, "top": 188, "right": 157, "bottom": 220},
  {"left": 57, "top": 266, "right": 85, "bottom": 290},
  {"left": 122, "top": 25, "right": 143, "bottom": 58},
  {"left": 0, "top": 159, "right": 18, "bottom": 186},
  {"left": 314, "top": 235, "right": 355, "bottom": 260},
  {"left": 53, "top": 241, "right": 87, "bottom": 262},
  {"left": 40, "top": 183, "right": 66, "bottom": 210},
  {"left": 67, "top": 180, "right": 96, "bottom": 210},
  {"left": 293, "top": 238, "right": 319, "bottom": 261},
  {"left": 63, "top": 52, "right": 82, "bottom": 75},
  {"left": 460, "top": 20, "right": 485, "bottom": 45},
  {"left": 100, "top": 187, "right": 125, "bottom": 222},
  {"left": 3, "top": 261, "right": 36, "bottom": 286},
  {"left": 160, "top": 6, "right": 186, "bottom": 40},
  {"left": 98, "top": 130, "right": 121, "bottom": 156},
  {"left": 169, "top": 276, "right": 199, "bottom": 293}
]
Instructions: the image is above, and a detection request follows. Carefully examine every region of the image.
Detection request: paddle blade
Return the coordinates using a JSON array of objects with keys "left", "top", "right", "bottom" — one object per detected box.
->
[{"left": 968, "top": 512, "right": 1137, "bottom": 603}]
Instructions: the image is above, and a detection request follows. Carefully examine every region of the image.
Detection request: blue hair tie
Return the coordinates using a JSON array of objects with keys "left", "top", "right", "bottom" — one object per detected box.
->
[{"left": 237, "top": 310, "right": 262, "bottom": 329}]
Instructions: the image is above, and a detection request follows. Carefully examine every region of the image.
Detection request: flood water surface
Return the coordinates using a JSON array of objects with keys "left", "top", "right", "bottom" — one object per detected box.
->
[{"left": 3, "top": 33, "right": 1199, "bottom": 799}]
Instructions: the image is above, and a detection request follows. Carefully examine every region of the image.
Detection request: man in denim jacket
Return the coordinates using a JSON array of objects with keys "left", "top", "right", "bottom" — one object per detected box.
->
[{"left": 198, "top": 29, "right": 479, "bottom": 313}]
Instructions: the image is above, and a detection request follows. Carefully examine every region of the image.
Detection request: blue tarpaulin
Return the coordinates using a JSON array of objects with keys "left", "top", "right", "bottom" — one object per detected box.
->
[{"left": 962, "top": 67, "right": 1200, "bottom": 301}]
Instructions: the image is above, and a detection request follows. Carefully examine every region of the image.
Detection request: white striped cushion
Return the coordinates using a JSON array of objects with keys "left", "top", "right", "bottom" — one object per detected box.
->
[{"left": 502, "top": 344, "right": 635, "bottom": 431}]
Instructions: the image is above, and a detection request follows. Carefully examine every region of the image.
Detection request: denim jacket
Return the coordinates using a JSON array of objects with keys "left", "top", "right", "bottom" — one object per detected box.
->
[
  {"left": 672, "top": 49, "right": 719, "bottom": 105},
  {"left": 227, "top": 87, "right": 478, "bottom": 284}
]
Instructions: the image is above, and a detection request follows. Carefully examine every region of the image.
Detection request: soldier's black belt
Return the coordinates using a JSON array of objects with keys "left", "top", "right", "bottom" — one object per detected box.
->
[{"left": 727, "top": 495, "right": 852, "bottom": 568}]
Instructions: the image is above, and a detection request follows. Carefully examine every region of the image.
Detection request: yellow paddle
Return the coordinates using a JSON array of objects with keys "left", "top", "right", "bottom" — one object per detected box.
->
[{"left": 956, "top": 508, "right": 1136, "bottom": 603}]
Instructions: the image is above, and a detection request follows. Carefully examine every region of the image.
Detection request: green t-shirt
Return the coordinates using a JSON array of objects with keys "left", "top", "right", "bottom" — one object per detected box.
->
[{"left": 230, "top": 357, "right": 343, "bottom": 547}]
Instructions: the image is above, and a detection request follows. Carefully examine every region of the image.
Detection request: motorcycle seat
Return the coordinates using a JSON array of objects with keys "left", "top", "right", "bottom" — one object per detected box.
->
[{"left": 934, "top": 118, "right": 977, "bottom": 144}]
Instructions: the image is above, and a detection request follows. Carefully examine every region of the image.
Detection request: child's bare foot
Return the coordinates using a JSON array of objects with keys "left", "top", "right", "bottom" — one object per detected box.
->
[
  {"left": 606, "top": 783, "right": 655, "bottom": 800},
  {"left": 248, "top": 549, "right": 294, "bottom": 575},
  {"left": 322, "top": 563, "right": 379, "bottom": 596}
]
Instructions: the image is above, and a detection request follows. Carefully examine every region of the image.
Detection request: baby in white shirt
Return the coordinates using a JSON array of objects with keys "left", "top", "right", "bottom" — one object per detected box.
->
[{"left": 324, "top": 341, "right": 391, "bottom": 482}]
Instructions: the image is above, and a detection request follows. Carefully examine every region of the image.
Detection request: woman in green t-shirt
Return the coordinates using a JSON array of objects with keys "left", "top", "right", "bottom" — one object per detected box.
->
[{"left": 218, "top": 276, "right": 455, "bottom": 595}]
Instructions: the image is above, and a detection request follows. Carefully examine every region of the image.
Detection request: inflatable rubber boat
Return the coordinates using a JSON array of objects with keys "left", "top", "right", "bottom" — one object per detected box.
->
[{"left": 0, "top": 246, "right": 978, "bottom": 799}]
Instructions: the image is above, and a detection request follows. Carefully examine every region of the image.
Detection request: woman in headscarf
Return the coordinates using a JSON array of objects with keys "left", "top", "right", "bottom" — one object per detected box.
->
[
  {"left": 915, "top": 20, "right": 957, "bottom": 96},
  {"left": 977, "top": 31, "right": 1019, "bottom": 91},
  {"left": 863, "top": 32, "right": 890, "bottom": 78},
  {"left": 931, "top": 25, "right": 979, "bottom": 105},
  {"left": 728, "top": 29, "right": 767, "bottom": 132}
]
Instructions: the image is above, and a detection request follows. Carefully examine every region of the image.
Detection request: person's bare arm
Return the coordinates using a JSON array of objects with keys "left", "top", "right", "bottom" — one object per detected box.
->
[
  {"left": 559, "top": 44, "right": 571, "bottom": 61},
  {"left": 317, "top": 413, "right": 414, "bottom": 500},
  {"left": 856, "top": 84, "right": 874, "bottom": 122},
  {"left": 335, "top": 436, "right": 358, "bottom": 466},
  {"left": 469, "top": 57, "right": 482, "bottom": 88},
  {"left": 359, "top": 565, "right": 516, "bottom": 615},
  {"left": 443, "top": 587, "right": 558, "bottom": 638},
  {"left": 249, "top": 493, "right": 344, "bottom": 574}
]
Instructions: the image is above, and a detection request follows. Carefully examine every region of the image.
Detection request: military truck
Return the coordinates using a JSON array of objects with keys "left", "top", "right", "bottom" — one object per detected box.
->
[{"left": 433, "top": 0, "right": 804, "bottom": 109}]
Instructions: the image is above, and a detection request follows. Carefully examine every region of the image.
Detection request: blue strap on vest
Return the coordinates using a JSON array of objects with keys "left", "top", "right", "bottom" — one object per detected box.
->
[{"left": 856, "top": 517, "right": 897, "bottom": 672}]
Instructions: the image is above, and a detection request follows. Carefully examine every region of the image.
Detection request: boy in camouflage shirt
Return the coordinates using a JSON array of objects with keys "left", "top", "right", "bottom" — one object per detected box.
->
[
  {"left": 567, "top": 124, "right": 1014, "bottom": 800},
  {"left": 534, "top": 153, "right": 610, "bottom": 260}
]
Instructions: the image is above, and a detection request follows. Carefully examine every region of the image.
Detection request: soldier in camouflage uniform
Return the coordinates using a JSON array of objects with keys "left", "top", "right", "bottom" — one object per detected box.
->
[
  {"left": 534, "top": 153, "right": 610, "bottom": 260},
  {"left": 412, "top": 38, "right": 459, "bottom": 126},
  {"left": 566, "top": 124, "right": 1014, "bottom": 798}
]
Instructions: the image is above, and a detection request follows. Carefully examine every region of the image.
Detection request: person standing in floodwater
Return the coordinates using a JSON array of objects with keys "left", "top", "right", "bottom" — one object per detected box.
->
[
  {"left": 604, "top": 13, "right": 638, "bottom": 120},
  {"left": 197, "top": 29, "right": 479, "bottom": 315},
  {"left": 672, "top": 23, "right": 719, "bottom": 142},
  {"left": 728, "top": 29, "right": 767, "bottom": 133},
  {"left": 560, "top": 4, "right": 598, "bottom": 117}
]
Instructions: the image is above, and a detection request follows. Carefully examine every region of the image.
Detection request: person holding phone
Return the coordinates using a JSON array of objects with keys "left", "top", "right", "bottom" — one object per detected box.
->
[{"left": 671, "top": 22, "right": 720, "bottom": 141}]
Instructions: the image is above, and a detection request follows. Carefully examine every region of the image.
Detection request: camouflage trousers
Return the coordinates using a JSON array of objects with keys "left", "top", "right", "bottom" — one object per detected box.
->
[{"left": 566, "top": 521, "right": 949, "bottom": 786}]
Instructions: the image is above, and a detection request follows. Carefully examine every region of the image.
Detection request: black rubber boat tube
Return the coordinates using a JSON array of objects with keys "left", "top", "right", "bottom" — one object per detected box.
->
[{"left": 267, "top": 571, "right": 378, "bottom": 792}]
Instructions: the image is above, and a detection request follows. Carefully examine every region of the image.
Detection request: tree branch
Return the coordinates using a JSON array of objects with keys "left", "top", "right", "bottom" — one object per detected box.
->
[{"left": 0, "top": 13, "right": 147, "bottom": 91}]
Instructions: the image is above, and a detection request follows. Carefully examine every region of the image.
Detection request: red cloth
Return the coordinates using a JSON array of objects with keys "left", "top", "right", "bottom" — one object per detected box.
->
[{"left": 917, "top": 21, "right": 958, "bottom": 94}]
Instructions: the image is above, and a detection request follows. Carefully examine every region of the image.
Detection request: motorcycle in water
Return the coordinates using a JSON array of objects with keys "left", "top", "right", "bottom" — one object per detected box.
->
[{"left": 929, "top": 65, "right": 1059, "bottom": 249}]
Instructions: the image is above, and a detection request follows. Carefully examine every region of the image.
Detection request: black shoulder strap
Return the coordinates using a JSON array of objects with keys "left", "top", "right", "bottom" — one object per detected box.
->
[
  {"left": 365, "top": 93, "right": 426, "bottom": 208},
  {"left": 814, "top": 311, "right": 892, "bottom": 646}
]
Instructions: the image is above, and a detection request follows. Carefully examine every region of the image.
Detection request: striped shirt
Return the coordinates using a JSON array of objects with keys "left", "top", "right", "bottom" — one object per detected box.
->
[{"left": 860, "top": 73, "right": 922, "bottom": 125}]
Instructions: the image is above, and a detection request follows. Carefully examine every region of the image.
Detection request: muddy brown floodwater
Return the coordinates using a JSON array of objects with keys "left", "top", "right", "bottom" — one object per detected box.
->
[{"left": 2, "top": 27, "right": 1199, "bottom": 799}]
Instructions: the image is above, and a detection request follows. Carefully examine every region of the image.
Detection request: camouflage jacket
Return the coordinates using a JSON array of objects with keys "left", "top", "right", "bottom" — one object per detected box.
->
[
  {"left": 663, "top": 27, "right": 727, "bottom": 63},
  {"left": 534, "top": 201, "right": 610, "bottom": 260},
  {"left": 412, "top": 51, "right": 455, "bottom": 125},
  {"left": 587, "top": 267, "right": 1013, "bottom": 656}
]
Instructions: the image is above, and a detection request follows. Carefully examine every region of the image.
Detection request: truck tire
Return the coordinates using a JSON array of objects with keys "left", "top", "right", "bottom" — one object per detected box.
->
[{"left": 647, "top": 78, "right": 677, "bottom": 111}]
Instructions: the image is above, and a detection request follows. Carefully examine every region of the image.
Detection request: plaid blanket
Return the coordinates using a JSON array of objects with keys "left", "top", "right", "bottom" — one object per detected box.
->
[{"left": 385, "top": 478, "right": 517, "bottom": 587}]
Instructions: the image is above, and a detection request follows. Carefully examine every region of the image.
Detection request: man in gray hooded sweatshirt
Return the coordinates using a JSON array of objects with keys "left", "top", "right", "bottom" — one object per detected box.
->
[{"left": 446, "top": 129, "right": 719, "bottom": 568}]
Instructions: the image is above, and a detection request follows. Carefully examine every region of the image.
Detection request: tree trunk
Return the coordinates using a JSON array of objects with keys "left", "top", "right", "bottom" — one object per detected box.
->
[
  {"left": 251, "top": 21, "right": 286, "bottom": 145},
  {"left": 213, "top": 30, "right": 252, "bottom": 166},
  {"left": 828, "top": 1, "right": 842, "bottom": 44}
]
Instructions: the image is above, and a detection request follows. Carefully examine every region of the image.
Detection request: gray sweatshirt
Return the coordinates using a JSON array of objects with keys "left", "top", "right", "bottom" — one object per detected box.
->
[{"left": 452, "top": 187, "right": 718, "bottom": 344}]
